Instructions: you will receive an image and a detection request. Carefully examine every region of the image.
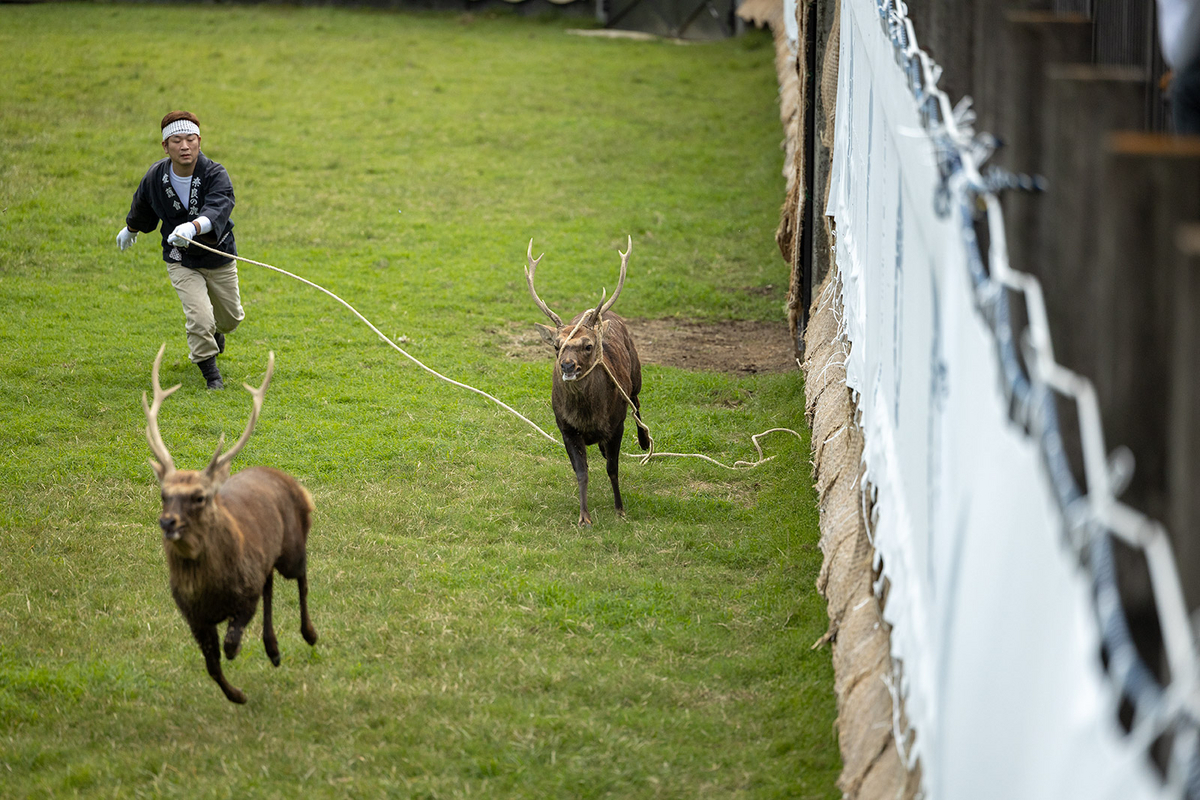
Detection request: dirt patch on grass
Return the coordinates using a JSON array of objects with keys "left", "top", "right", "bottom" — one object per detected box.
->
[
  {"left": 627, "top": 319, "right": 797, "bottom": 375},
  {"left": 502, "top": 319, "right": 798, "bottom": 375}
]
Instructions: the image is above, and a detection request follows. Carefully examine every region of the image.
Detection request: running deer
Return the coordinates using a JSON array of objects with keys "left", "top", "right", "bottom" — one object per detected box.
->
[
  {"left": 142, "top": 344, "right": 317, "bottom": 704},
  {"left": 527, "top": 236, "right": 650, "bottom": 526}
]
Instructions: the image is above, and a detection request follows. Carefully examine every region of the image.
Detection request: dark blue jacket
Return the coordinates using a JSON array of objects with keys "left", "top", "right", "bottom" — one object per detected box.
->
[{"left": 126, "top": 153, "right": 237, "bottom": 269}]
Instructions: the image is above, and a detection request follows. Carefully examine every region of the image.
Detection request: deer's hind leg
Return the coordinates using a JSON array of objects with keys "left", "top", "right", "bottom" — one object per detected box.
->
[
  {"left": 223, "top": 597, "right": 259, "bottom": 662},
  {"left": 277, "top": 554, "right": 318, "bottom": 647},
  {"left": 632, "top": 394, "right": 649, "bottom": 451},
  {"left": 261, "top": 572, "right": 281, "bottom": 666},
  {"left": 296, "top": 571, "right": 318, "bottom": 646}
]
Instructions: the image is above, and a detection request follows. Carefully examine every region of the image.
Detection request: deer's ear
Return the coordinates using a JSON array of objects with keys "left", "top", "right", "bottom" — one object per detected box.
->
[
  {"left": 535, "top": 324, "right": 558, "bottom": 346},
  {"left": 599, "top": 318, "right": 612, "bottom": 337}
]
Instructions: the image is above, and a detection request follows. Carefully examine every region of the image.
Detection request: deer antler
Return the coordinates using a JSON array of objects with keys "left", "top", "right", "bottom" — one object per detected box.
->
[
  {"left": 207, "top": 352, "right": 276, "bottom": 475},
  {"left": 142, "top": 343, "right": 181, "bottom": 475},
  {"left": 592, "top": 235, "right": 631, "bottom": 323},
  {"left": 525, "top": 239, "right": 563, "bottom": 327}
]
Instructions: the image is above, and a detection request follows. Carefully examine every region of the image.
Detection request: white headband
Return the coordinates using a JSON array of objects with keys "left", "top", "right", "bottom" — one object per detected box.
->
[{"left": 161, "top": 119, "right": 200, "bottom": 142}]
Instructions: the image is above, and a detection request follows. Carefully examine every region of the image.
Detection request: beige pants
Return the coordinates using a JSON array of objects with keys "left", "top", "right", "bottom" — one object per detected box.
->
[{"left": 166, "top": 260, "right": 245, "bottom": 363}]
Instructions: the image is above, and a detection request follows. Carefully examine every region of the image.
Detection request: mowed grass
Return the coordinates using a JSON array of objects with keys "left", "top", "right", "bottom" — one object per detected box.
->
[{"left": 0, "top": 4, "right": 838, "bottom": 797}]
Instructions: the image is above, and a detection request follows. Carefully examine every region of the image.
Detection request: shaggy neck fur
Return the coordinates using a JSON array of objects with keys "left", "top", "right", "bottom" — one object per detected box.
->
[{"left": 165, "top": 496, "right": 260, "bottom": 607}]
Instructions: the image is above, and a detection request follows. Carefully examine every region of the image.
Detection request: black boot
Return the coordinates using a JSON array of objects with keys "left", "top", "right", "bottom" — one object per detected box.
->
[
  {"left": 215, "top": 331, "right": 225, "bottom": 354},
  {"left": 197, "top": 356, "right": 224, "bottom": 390}
]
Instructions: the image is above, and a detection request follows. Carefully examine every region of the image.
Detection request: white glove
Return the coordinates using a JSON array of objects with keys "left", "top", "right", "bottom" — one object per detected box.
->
[
  {"left": 168, "top": 221, "right": 197, "bottom": 247},
  {"left": 116, "top": 227, "right": 138, "bottom": 251}
]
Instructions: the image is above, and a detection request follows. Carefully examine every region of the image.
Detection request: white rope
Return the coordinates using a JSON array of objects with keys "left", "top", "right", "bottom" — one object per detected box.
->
[
  {"left": 623, "top": 427, "right": 802, "bottom": 470},
  {"left": 184, "top": 239, "right": 799, "bottom": 471},
  {"left": 184, "top": 240, "right": 560, "bottom": 443}
]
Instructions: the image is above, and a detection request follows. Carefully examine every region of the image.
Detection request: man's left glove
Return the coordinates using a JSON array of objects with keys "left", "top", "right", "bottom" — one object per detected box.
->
[{"left": 168, "top": 221, "right": 198, "bottom": 247}]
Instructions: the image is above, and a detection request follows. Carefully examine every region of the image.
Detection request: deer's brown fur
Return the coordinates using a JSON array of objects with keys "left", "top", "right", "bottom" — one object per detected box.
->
[
  {"left": 528, "top": 238, "right": 649, "bottom": 525},
  {"left": 144, "top": 345, "right": 317, "bottom": 704}
]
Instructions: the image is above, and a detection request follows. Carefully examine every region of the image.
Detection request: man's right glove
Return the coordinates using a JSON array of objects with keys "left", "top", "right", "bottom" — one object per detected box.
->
[
  {"left": 168, "top": 221, "right": 197, "bottom": 247},
  {"left": 116, "top": 226, "right": 138, "bottom": 251}
]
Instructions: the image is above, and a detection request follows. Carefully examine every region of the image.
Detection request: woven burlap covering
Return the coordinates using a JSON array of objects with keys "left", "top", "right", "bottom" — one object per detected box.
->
[
  {"left": 804, "top": 271, "right": 921, "bottom": 799},
  {"left": 743, "top": 2, "right": 920, "bottom": 794}
]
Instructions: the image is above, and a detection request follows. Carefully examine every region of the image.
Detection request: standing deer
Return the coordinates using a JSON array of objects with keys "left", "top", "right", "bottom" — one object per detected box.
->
[
  {"left": 527, "top": 236, "right": 651, "bottom": 526},
  {"left": 142, "top": 344, "right": 317, "bottom": 704}
]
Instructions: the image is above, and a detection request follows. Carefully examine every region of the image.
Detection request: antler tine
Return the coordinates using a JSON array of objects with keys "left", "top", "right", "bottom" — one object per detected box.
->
[
  {"left": 142, "top": 343, "right": 180, "bottom": 474},
  {"left": 525, "top": 238, "right": 563, "bottom": 327},
  {"left": 587, "top": 288, "right": 608, "bottom": 327},
  {"left": 211, "top": 351, "right": 275, "bottom": 473},
  {"left": 596, "top": 235, "right": 631, "bottom": 319}
]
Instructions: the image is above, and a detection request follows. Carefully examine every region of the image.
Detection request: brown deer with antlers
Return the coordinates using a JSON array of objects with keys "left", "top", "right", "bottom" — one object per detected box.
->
[
  {"left": 527, "top": 236, "right": 651, "bottom": 526},
  {"left": 142, "top": 344, "right": 317, "bottom": 704}
]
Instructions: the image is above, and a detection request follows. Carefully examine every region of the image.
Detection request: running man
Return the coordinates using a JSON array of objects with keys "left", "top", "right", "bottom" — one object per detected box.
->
[{"left": 116, "top": 110, "right": 243, "bottom": 389}]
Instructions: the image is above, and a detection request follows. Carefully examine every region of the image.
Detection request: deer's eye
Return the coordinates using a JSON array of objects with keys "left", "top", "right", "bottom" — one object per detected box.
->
[
  {"left": 190, "top": 493, "right": 204, "bottom": 505},
  {"left": 585, "top": 343, "right": 593, "bottom": 352}
]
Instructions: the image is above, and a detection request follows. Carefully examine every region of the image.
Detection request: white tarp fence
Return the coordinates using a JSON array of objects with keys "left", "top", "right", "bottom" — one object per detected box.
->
[{"left": 825, "top": 0, "right": 1192, "bottom": 796}]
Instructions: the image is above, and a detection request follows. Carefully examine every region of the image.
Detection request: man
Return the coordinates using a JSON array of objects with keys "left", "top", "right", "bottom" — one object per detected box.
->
[
  {"left": 1158, "top": 0, "right": 1200, "bottom": 134},
  {"left": 116, "top": 111, "right": 243, "bottom": 389}
]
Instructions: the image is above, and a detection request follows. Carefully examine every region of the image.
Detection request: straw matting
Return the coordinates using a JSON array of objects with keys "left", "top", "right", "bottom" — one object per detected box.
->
[{"left": 741, "top": 0, "right": 923, "bottom": 793}]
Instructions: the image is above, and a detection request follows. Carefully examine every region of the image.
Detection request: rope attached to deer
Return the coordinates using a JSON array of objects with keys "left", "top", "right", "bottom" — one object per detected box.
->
[{"left": 182, "top": 237, "right": 798, "bottom": 470}]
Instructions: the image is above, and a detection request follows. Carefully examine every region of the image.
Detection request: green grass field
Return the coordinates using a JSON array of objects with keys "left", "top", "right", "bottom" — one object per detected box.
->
[{"left": 0, "top": 3, "right": 839, "bottom": 797}]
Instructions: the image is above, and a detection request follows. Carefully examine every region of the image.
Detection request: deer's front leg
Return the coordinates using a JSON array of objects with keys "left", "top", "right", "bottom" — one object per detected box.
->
[
  {"left": 192, "top": 621, "right": 246, "bottom": 704},
  {"left": 602, "top": 420, "right": 626, "bottom": 517},
  {"left": 562, "top": 430, "right": 591, "bottom": 526}
]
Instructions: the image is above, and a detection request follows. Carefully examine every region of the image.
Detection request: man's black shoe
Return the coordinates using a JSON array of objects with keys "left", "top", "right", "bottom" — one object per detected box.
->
[
  {"left": 215, "top": 331, "right": 225, "bottom": 354},
  {"left": 197, "top": 356, "right": 224, "bottom": 390}
]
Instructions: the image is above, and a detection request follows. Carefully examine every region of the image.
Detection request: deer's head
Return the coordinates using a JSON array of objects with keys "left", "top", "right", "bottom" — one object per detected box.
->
[
  {"left": 142, "top": 344, "right": 274, "bottom": 558},
  {"left": 527, "top": 237, "right": 631, "bottom": 383}
]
